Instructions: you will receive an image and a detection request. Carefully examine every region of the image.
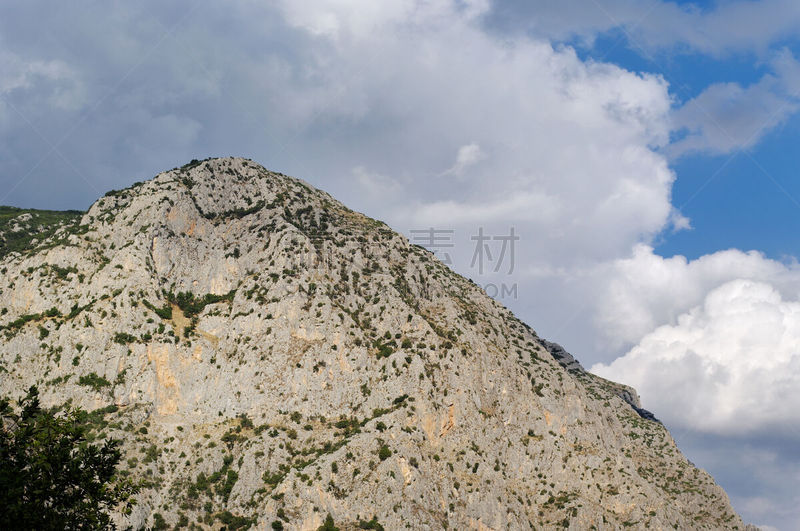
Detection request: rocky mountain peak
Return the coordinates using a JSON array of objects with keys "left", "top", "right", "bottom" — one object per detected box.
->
[{"left": 0, "top": 158, "right": 749, "bottom": 529}]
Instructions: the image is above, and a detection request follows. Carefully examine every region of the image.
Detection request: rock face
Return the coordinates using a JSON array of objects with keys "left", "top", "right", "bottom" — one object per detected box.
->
[
  {"left": 0, "top": 157, "right": 749, "bottom": 529},
  {"left": 541, "top": 341, "right": 584, "bottom": 373},
  {"left": 542, "top": 341, "right": 660, "bottom": 424}
]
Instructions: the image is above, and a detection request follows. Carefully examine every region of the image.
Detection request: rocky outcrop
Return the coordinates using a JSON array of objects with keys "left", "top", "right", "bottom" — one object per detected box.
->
[
  {"left": 0, "top": 157, "right": 748, "bottom": 530},
  {"left": 542, "top": 340, "right": 584, "bottom": 373},
  {"left": 543, "top": 340, "right": 659, "bottom": 423}
]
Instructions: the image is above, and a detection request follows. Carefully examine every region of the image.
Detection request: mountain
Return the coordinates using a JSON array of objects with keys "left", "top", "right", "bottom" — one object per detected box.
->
[
  {"left": 0, "top": 157, "right": 751, "bottom": 529},
  {"left": 0, "top": 205, "right": 83, "bottom": 259}
]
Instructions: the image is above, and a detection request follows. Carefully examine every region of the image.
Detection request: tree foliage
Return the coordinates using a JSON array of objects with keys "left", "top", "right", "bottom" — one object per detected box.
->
[
  {"left": 0, "top": 386, "right": 137, "bottom": 529},
  {"left": 317, "top": 514, "right": 340, "bottom": 531}
]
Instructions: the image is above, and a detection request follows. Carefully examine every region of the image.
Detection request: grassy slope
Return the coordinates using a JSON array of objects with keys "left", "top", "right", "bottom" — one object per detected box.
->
[{"left": 0, "top": 206, "right": 84, "bottom": 259}]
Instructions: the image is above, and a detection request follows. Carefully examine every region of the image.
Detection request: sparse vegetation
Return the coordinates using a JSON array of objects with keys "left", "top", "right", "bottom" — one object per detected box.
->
[
  {"left": 0, "top": 206, "right": 84, "bottom": 259},
  {"left": 78, "top": 372, "right": 111, "bottom": 392},
  {"left": 0, "top": 159, "right": 743, "bottom": 530}
]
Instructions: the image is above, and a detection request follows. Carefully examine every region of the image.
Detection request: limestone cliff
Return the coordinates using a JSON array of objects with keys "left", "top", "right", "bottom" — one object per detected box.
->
[{"left": 0, "top": 157, "right": 749, "bottom": 529}]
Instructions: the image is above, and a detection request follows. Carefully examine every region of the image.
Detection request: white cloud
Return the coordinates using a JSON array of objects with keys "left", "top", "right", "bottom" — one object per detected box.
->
[
  {"left": 588, "top": 243, "right": 800, "bottom": 448},
  {"left": 0, "top": 51, "right": 69, "bottom": 94},
  {"left": 0, "top": 1, "right": 678, "bottom": 270},
  {"left": 669, "top": 50, "right": 800, "bottom": 157},
  {"left": 667, "top": 207, "right": 691, "bottom": 232},
  {"left": 488, "top": 0, "right": 800, "bottom": 58},
  {"left": 252, "top": 0, "right": 680, "bottom": 274},
  {"left": 409, "top": 190, "right": 559, "bottom": 226},
  {"left": 441, "top": 143, "right": 485, "bottom": 177},
  {"left": 592, "top": 279, "right": 800, "bottom": 437},
  {"left": 0, "top": 50, "right": 84, "bottom": 121},
  {"left": 356, "top": 33, "right": 674, "bottom": 265},
  {"left": 277, "top": 0, "right": 490, "bottom": 43},
  {"left": 353, "top": 166, "right": 403, "bottom": 197},
  {"left": 591, "top": 244, "right": 800, "bottom": 349},
  {"left": 630, "top": 0, "right": 800, "bottom": 57}
]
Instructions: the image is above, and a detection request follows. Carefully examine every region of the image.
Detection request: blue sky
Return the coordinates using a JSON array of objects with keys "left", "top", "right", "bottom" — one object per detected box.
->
[
  {"left": 581, "top": 28, "right": 800, "bottom": 263},
  {"left": 665, "top": 140, "right": 800, "bottom": 260},
  {"left": 1, "top": 1, "right": 800, "bottom": 528}
]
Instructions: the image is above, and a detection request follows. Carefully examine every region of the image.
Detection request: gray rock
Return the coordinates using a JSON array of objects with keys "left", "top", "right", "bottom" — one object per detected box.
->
[
  {"left": 0, "top": 157, "right": 750, "bottom": 530},
  {"left": 543, "top": 340, "right": 660, "bottom": 423},
  {"left": 542, "top": 340, "right": 584, "bottom": 373}
]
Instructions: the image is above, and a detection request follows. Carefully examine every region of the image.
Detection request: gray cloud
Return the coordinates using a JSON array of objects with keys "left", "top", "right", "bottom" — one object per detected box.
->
[
  {"left": 669, "top": 49, "right": 800, "bottom": 157},
  {"left": 485, "top": 0, "right": 800, "bottom": 57},
  {"left": 669, "top": 428, "right": 800, "bottom": 530}
]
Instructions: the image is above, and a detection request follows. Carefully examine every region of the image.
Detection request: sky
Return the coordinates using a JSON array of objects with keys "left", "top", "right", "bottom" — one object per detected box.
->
[{"left": 1, "top": 1, "right": 799, "bottom": 528}]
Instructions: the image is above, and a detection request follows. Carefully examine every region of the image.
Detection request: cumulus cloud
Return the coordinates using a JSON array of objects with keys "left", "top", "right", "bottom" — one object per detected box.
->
[
  {"left": 348, "top": 28, "right": 676, "bottom": 267},
  {"left": 409, "top": 190, "right": 558, "bottom": 226},
  {"left": 592, "top": 244, "right": 800, "bottom": 349},
  {"left": 278, "top": 0, "right": 418, "bottom": 40},
  {"left": 593, "top": 279, "right": 800, "bottom": 437},
  {"left": 0, "top": 0, "right": 705, "bottom": 347},
  {"left": 0, "top": 0, "right": 676, "bottom": 271},
  {"left": 0, "top": 1, "right": 685, "bottom": 359}
]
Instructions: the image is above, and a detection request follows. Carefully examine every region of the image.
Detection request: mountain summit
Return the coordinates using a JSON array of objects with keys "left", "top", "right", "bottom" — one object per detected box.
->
[{"left": 0, "top": 157, "right": 748, "bottom": 529}]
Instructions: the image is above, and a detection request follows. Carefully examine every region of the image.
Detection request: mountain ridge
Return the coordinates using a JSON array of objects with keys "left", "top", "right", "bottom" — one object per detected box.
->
[{"left": 0, "top": 157, "right": 752, "bottom": 529}]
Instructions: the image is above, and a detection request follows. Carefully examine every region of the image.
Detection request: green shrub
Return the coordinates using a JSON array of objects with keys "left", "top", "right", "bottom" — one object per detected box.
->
[
  {"left": 374, "top": 342, "right": 393, "bottom": 359},
  {"left": 318, "top": 514, "right": 339, "bottom": 531},
  {"left": 359, "top": 517, "right": 385, "bottom": 530},
  {"left": 142, "top": 300, "right": 172, "bottom": 320},
  {"left": 77, "top": 372, "right": 111, "bottom": 392},
  {"left": 216, "top": 469, "right": 238, "bottom": 502},
  {"left": 216, "top": 511, "right": 253, "bottom": 530},
  {"left": 238, "top": 413, "right": 254, "bottom": 429},
  {"left": 152, "top": 513, "right": 168, "bottom": 530},
  {"left": 4, "top": 313, "right": 41, "bottom": 331},
  {"left": 0, "top": 206, "right": 83, "bottom": 259},
  {"left": 378, "top": 445, "right": 391, "bottom": 461},
  {"left": 168, "top": 290, "right": 236, "bottom": 318},
  {"left": 113, "top": 332, "right": 136, "bottom": 345}
]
